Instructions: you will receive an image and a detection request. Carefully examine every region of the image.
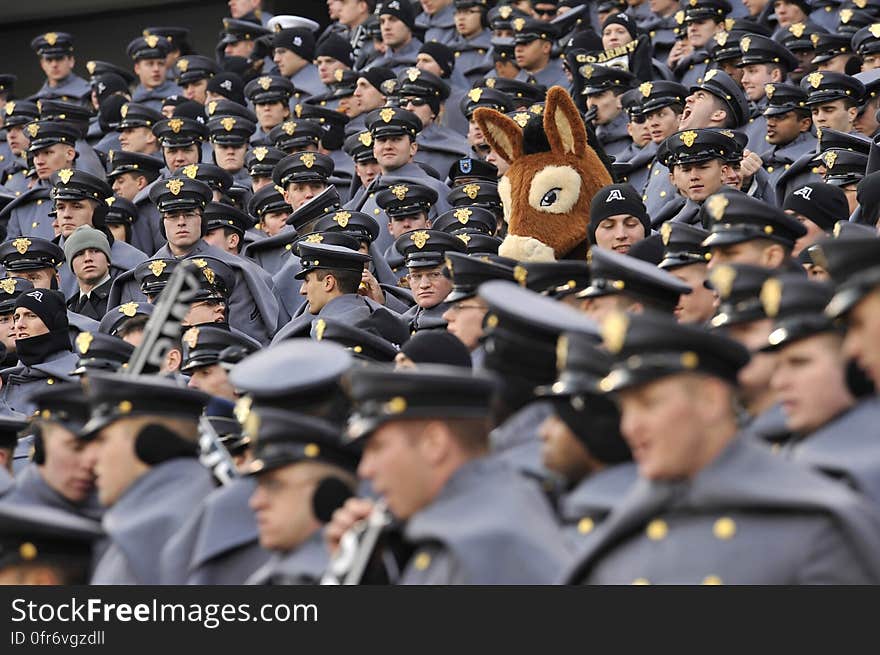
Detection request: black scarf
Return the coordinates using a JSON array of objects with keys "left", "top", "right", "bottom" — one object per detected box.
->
[{"left": 16, "top": 329, "right": 72, "bottom": 367}]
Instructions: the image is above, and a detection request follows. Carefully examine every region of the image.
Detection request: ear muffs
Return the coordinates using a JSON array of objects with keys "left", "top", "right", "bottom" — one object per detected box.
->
[
  {"left": 133, "top": 423, "right": 199, "bottom": 466},
  {"left": 31, "top": 425, "right": 45, "bottom": 465}
]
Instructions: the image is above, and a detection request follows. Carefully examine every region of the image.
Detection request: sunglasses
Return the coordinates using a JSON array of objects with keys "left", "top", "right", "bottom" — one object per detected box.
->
[
  {"left": 403, "top": 97, "right": 429, "bottom": 107},
  {"left": 534, "top": 8, "right": 557, "bottom": 15}
]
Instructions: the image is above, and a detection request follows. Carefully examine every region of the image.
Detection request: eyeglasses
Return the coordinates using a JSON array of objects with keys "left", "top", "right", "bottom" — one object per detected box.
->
[
  {"left": 403, "top": 96, "right": 429, "bottom": 107},
  {"left": 163, "top": 211, "right": 201, "bottom": 221},
  {"left": 408, "top": 270, "right": 446, "bottom": 283}
]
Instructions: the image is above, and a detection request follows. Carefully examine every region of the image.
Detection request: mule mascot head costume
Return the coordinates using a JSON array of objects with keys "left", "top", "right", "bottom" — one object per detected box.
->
[{"left": 474, "top": 86, "right": 613, "bottom": 262}]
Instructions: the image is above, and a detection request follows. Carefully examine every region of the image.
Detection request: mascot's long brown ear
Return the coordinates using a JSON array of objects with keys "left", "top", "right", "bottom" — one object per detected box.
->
[
  {"left": 473, "top": 107, "right": 524, "bottom": 164},
  {"left": 544, "top": 86, "right": 588, "bottom": 158}
]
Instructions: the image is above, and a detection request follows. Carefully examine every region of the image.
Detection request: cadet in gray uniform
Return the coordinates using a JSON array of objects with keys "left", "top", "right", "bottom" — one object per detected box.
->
[
  {"left": 227, "top": 342, "right": 360, "bottom": 585},
  {"left": 48, "top": 169, "right": 147, "bottom": 301},
  {"left": 113, "top": 176, "right": 279, "bottom": 344},
  {"left": 417, "top": 0, "right": 458, "bottom": 44},
  {"left": 329, "top": 364, "right": 572, "bottom": 584},
  {"left": 346, "top": 107, "right": 452, "bottom": 255},
  {"left": 105, "top": 149, "right": 165, "bottom": 256},
  {"left": 564, "top": 309, "right": 880, "bottom": 584},
  {"left": 81, "top": 372, "right": 214, "bottom": 584},
  {"left": 126, "top": 36, "right": 182, "bottom": 114},
  {"left": 756, "top": 273, "right": 880, "bottom": 503},
  {"left": 1, "top": 384, "right": 102, "bottom": 521},
  {"left": 272, "top": 241, "right": 404, "bottom": 342},
  {"left": 0, "top": 238, "right": 99, "bottom": 341},
  {"left": 2, "top": 121, "right": 80, "bottom": 241},
  {"left": 536, "top": 327, "right": 637, "bottom": 549},
  {"left": 394, "top": 228, "right": 466, "bottom": 332},
  {"left": 371, "top": 1, "right": 424, "bottom": 74},
  {"left": 397, "top": 69, "right": 469, "bottom": 178},
  {"left": 273, "top": 28, "right": 325, "bottom": 99},
  {"left": 0, "top": 289, "right": 78, "bottom": 417},
  {"left": 579, "top": 65, "right": 637, "bottom": 160},
  {"left": 760, "top": 83, "right": 817, "bottom": 202},
  {"left": 512, "top": 18, "right": 567, "bottom": 89},
  {"left": 29, "top": 32, "right": 91, "bottom": 106}
]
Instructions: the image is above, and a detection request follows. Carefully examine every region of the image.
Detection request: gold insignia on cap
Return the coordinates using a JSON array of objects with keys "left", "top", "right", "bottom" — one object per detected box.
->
[
  {"left": 167, "top": 118, "right": 184, "bottom": 134},
  {"left": 379, "top": 107, "right": 395, "bottom": 123},
  {"left": 304, "top": 443, "right": 320, "bottom": 458},
  {"left": 165, "top": 180, "right": 185, "bottom": 199},
  {"left": 358, "top": 131, "right": 373, "bottom": 147},
  {"left": 145, "top": 35, "right": 159, "bottom": 48},
  {"left": 19, "top": 542, "right": 37, "bottom": 561},
  {"left": 390, "top": 184, "right": 408, "bottom": 201},
  {"left": 234, "top": 395, "right": 252, "bottom": 425},
  {"left": 411, "top": 230, "right": 430, "bottom": 249},
  {"left": 192, "top": 258, "right": 207, "bottom": 268},
  {"left": 179, "top": 164, "right": 197, "bottom": 179},
  {"left": 57, "top": 168, "right": 74, "bottom": 184},
  {"left": 703, "top": 68, "right": 719, "bottom": 82},
  {"left": 713, "top": 517, "right": 736, "bottom": 540},
  {"left": 675, "top": 9, "right": 685, "bottom": 24},
  {"left": 3, "top": 101, "right": 13, "bottom": 115},
  {"left": 462, "top": 183, "right": 480, "bottom": 200},
  {"left": 499, "top": 5, "right": 512, "bottom": 18},
  {"left": 824, "top": 150, "right": 837, "bottom": 169},
  {"left": 646, "top": 519, "right": 668, "bottom": 541},
  {"left": 765, "top": 84, "right": 775, "bottom": 99},
  {"left": 513, "top": 17, "right": 526, "bottom": 31},
  {"left": 513, "top": 265, "right": 528, "bottom": 286},
  {"left": 44, "top": 32, "right": 58, "bottom": 46},
  {"left": 689, "top": 0, "right": 697, "bottom": 5},
  {"left": 36, "top": 100, "right": 42, "bottom": 113},
  {"left": 300, "top": 152, "right": 317, "bottom": 169},
  {"left": 177, "top": 58, "right": 189, "bottom": 72},
  {"left": 871, "top": 23, "right": 880, "bottom": 38},
  {"left": 811, "top": 32, "right": 821, "bottom": 47},
  {"left": 202, "top": 267, "right": 215, "bottom": 285},
  {"left": 454, "top": 207, "right": 472, "bottom": 224},
  {"left": 305, "top": 233, "right": 324, "bottom": 243},
  {"left": 333, "top": 210, "right": 351, "bottom": 227},
  {"left": 282, "top": 120, "right": 297, "bottom": 136},
  {"left": 76, "top": 331, "right": 93, "bottom": 355},
  {"left": 841, "top": 7, "right": 854, "bottom": 21},
  {"left": 334, "top": 68, "right": 344, "bottom": 82},
  {"left": 660, "top": 221, "right": 673, "bottom": 246},
  {"left": 706, "top": 194, "right": 729, "bottom": 222},
  {"left": 807, "top": 71, "right": 824, "bottom": 89},
  {"left": 105, "top": 196, "right": 116, "bottom": 207},
  {"left": 384, "top": 396, "right": 407, "bottom": 414},
  {"left": 26, "top": 123, "right": 39, "bottom": 138},
  {"left": 314, "top": 318, "right": 327, "bottom": 340},
  {"left": 680, "top": 130, "right": 698, "bottom": 148},
  {"left": 12, "top": 238, "right": 30, "bottom": 255},
  {"left": 86, "top": 61, "right": 97, "bottom": 75},
  {"left": 601, "top": 311, "right": 629, "bottom": 355},
  {"left": 207, "top": 100, "right": 218, "bottom": 116},
  {"left": 220, "top": 117, "right": 236, "bottom": 132},
  {"left": 120, "top": 103, "right": 131, "bottom": 120},
  {"left": 715, "top": 31, "right": 729, "bottom": 47},
  {"left": 119, "top": 301, "right": 139, "bottom": 317},
  {"left": 741, "top": 36, "right": 751, "bottom": 52},
  {"left": 258, "top": 76, "right": 272, "bottom": 91},
  {"left": 457, "top": 233, "right": 471, "bottom": 245},
  {"left": 146, "top": 261, "right": 171, "bottom": 281},
  {"left": 855, "top": 0, "right": 867, "bottom": 7},
  {"left": 294, "top": 103, "right": 303, "bottom": 118},
  {"left": 406, "top": 67, "right": 421, "bottom": 82},
  {"left": 579, "top": 64, "right": 593, "bottom": 80},
  {"left": 183, "top": 327, "right": 199, "bottom": 349},
  {"left": 760, "top": 277, "right": 782, "bottom": 318},
  {"left": 0, "top": 279, "right": 16, "bottom": 295},
  {"left": 468, "top": 87, "right": 483, "bottom": 103},
  {"left": 789, "top": 22, "right": 806, "bottom": 38},
  {"left": 252, "top": 146, "right": 268, "bottom": 162},
  {"left": 709, "top": 264, "right": 736, "bottom": 299},
  {"left": 509, "top": 112, "right": 528, "bottom": 128},
  {"left": 639, "top": 82, "right": 653, "bottom": 98}
]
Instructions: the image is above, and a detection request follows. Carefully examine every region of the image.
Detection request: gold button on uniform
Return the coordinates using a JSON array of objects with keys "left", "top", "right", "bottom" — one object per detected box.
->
[
  {"left": 660, "top": 191, "right": 666, "bottom": 197},
  {"left": 702, "top": 575, "right": 723, "bottom": 585},
  {"left": 767, "top": 166, "right": 774, "bottom": 173},
  {"left": 713, "top": 517, "right": 736, "bottom": 540},
  {"left": 646, "top": 519, "right": 668, "bottom": 541},
  {"left": 46, "top": 378, "right": 54, "bottom": 385},
  {"left": 374, "top": 208, "right": 380, "bottom": 215},
  {"left": 578, "top": 517, "right": 594, "bottom": 534},
  {"left": 631, "top": 578, "right": 651, "bottom": 585},
  {"left": 413, "top": 552, "right": 431, "bottom": 570}
]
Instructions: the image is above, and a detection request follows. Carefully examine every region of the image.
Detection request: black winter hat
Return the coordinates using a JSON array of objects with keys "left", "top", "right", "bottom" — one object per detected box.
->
[{"left": 14, "top": 289, "right": 69, "bottom": 332}]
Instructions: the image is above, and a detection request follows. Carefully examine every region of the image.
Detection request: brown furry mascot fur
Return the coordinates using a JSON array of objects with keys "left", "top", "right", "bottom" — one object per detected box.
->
[{"left": 474, "top": 86, "right": 613, "bottom": 262}]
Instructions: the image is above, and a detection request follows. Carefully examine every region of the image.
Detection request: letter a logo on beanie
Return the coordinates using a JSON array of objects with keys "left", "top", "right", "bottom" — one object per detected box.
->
[
  {"left": 26, "top": 291, "right": 43, "bottom": 302},
  {"left": 793, "top": 186, "right": 813, "bottom": 200},
  {"left": 605, "top": 189, "right": 625, "bottom": 202}
]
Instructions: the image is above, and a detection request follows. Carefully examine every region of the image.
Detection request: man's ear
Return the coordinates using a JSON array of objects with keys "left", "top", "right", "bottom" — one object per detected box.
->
[
  {"left": 848, "top": 105, "right": 859, "bottom": 125},
  {"left": 323, "top": 273, "right": 337, "bottom": 292},
  {"left": 419, "top": 420, "right": 452, "bottom": 465},
  {"left": 164, "top": 347, "right": 181, "bottom": 373},
  {"left": 410, "top": 140, "right": 418, "bottom": 157},
  {"left": 770, "top": 67, "right": 784, "bottom": 83},
  {"left": 65, "top": 146, "right": 76, "bottom": 164},
  {"left": 761, "top": 243, "right": 786, "bottom": 268},
  {"left": 228, "top": 233, "right": 240, "bottom": 252}
]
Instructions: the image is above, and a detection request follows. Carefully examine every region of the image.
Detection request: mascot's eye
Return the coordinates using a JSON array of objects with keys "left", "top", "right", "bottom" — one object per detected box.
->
[{"left": 541, "top": 188, "right": 562, "bottom": 207}]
